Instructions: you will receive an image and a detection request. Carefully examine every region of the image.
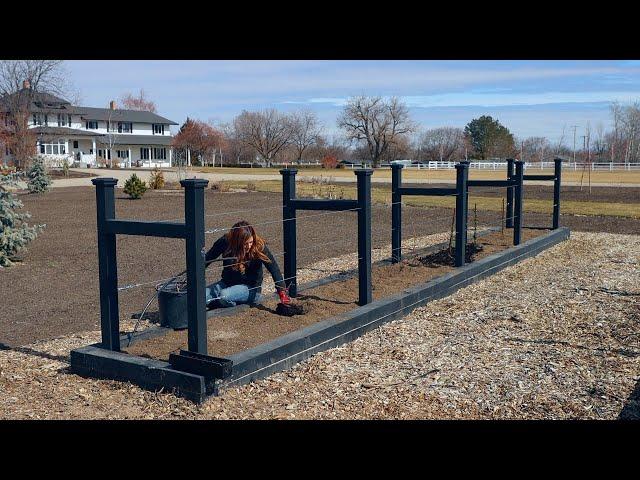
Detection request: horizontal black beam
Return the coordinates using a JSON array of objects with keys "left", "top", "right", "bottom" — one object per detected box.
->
[
  {"left": 523, "top": 175, "right": 556, "bottom": 181},
  {"left": 398, "top": 187, "right": 456, "bottom": 197},
  {"left": 105, "top": 219, "right": 187, "bottom": 239},
  {"left": 289, "top": 198, "right": 358, "bottom": 211},
  {"left": 169, "top": 350, "right": 233, "bottom": 380},
  {"left": 467, "top": 180, "right": 517, "bottom": 187}
]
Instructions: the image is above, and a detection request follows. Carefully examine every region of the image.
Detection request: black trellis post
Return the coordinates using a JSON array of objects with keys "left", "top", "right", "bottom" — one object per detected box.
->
[
  {"left": 513, "top": 160, "right": 524, "bottom": 245},
  {"left": 391, "top": 163, "right": 403, "bottom": 263},
  {"left": 182, "top": 179, "right": 209, "bottom": 354},
  {"left": 92, "top": 178, "right": 120, "bottom": 351},
  {"left": 356, "top": 169, "right": 373, "bottom": 306},
  {"left": 553, "top": 158, "right": 562, "bottom": 229},
  {"left": 455, "top": 163, "right": 469, "bottom": 267},
  {"left": 506, "top": 158, "right": 515, "bottom": 228},
  {"left": 281, "top": 168, "right": 298, "bottom": 297}
]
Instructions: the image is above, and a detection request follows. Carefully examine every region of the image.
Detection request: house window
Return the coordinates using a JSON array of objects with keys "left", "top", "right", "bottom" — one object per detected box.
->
[
  {"left": 73, "top": 141, "right": 79, "bottom": 149},
  {"left": 151, "top": 147, "right": 166, "bottom": 160},
  {"left": 117, "top": 150, "right": 129, "bottom": 159},
  {"left": 40, "top": 139, "right": 66, "bottom": 155},
  {"left": 44, "top": 115, "right": 48, "bottom": 126},
  {"left": 140, "top": 148, "right": 150, "bottom": 160},
  {"left": 152, "top": 124, "right": 164, "bottom": 135},
  {"left": 86, "top": 120, "right": 98, "bottom": 129},
  {"left": 118, "top": 122, "right": 132, "bottom": 133},
  {"left": 33, "top": 114, "right": 42, "bottom": 126},
  {"left": 57, "top": 114, "right": 72, "bottom": 127}
]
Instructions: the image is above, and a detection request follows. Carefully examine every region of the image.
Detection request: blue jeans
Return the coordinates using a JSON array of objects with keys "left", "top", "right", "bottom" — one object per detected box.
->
[{"left": 205, "top": 280, "right": 262, "bottom": 308}]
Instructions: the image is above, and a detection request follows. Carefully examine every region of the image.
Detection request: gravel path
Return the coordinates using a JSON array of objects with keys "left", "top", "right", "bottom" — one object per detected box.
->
[{"left": 0, "top": 231, "right": 638, "bottom": 419}]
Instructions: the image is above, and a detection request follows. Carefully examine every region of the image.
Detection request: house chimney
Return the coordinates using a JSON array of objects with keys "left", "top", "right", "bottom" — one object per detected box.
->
[
  {"left": 109, "top": 100, "right": 116, "bottom": 110},
  {"left": 23, "top": 79, "right": 31, "bottom": 89}
]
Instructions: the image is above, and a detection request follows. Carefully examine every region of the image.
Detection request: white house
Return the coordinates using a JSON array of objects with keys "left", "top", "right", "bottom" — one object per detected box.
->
[{"left": 1, "top": 80, "right": 178, "bottom": 169}]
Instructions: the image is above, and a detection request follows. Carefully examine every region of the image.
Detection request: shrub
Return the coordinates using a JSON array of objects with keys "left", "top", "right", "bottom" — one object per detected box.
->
[
  {"left": 0, "top": 172, "right": 45, "bottom": 267},
  {"left": 123, "top": 173, "right": 147, "bottom": 199},
  {"left": 27, "top": 156, "right": 52, "bottom": 194},
  {"left": 210, "top": 181, "right": 230, "bottom": 192},
  {"left": 321, "top": 154, "right": 339, "bottom": 169},
  {"left": 148, "top": 167, "right": 165, "bottom": 190},
  {"left": 62, "top": 159, "right": 70, "bottom": 178},
  {"left": 245, "top": 182, "right": 257, "bottom": 192}
]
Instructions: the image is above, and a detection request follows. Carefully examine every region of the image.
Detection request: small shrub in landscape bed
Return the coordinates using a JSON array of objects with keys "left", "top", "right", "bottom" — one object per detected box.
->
[
  {"left": 62, "top": 159, "right": 70, "bottom": 178},
  {"left": 148, "top": 167, "right": 165, "bottom": 189},
  {"left": 123, "top": 173, "right": 148, "bottom": 199},
  {"left": 26, "top": 156, "right": 52, "bottom": 194},
  {"left": 0, "top": 171, "right": 45, "bottom": 267},
  {"left": 210, "top": 181, "right": 230, "bottom": 192},
  {"left": 245, "top": 182, "right": 257, "bottom": 192}
]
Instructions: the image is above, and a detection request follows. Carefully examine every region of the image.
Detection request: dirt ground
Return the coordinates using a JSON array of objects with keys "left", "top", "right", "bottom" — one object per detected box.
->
[
  {"left": 126, "top": 229, "right": 543, "bottom": 360},
  {"left": 1, "top": 186, "right": 637, "bottom": 348},
  {"left": 0, "top": 231, "right": 637, "bottom": 420}
]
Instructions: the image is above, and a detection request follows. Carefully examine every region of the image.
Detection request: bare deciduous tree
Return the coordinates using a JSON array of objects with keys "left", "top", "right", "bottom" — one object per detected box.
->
[
  {"left": 233, "top": 109, "right": 293, "bottom": 166},
  {"left": 289, "top": 109, "right": 322, "bottom": 164},
  {"left": 415, "top": 127, "right": 465, "bottom": 162},
  {"left": 0, "top": 60, "right": 76, "bottom": 169},
  {"left": 120, "top": 89, "right": 157, "bottom": 113},
  {"left": 337, "top": 96, "right": 416, "bottom": 167}
]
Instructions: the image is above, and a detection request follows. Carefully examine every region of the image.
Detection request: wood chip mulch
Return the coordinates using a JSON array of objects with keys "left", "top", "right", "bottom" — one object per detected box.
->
[{"left": 1, "top": 231, "right": 638, "bottom": 419}]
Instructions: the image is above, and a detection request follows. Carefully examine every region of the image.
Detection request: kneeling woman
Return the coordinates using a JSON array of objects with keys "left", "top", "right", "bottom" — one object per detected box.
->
[{"left": 204, "top": 220, "right": 290, "bottom": 308}]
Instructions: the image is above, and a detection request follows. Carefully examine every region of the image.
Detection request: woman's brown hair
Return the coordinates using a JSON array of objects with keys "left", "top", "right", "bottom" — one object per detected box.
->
[{"left": 224, "top": 220, "right": 271, "bottom": 273}]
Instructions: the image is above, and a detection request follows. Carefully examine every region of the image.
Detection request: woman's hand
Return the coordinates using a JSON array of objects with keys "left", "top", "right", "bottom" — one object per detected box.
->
[{"left": 277, "top": 288, "right": 291, "bottom": 304}]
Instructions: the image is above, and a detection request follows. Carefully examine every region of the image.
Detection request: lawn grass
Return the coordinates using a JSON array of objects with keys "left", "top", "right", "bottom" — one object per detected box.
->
[
  {"left": 197, "top": 166, "right": 640, "bottom": 185},
  {"left": 222, "top": 179, "right": 640, "bottom": 219}
]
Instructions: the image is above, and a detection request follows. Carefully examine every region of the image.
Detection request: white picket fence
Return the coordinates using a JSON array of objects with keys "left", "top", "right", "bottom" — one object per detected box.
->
[{"left": 401, "top": 161, "right": 640, "bottom": 171}]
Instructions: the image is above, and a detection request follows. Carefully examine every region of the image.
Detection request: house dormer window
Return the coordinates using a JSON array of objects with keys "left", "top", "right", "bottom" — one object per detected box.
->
[
  {"left": 152, "top": 124, "right": 165, "bottom": 135},
  {"left": 33, "top": 113, "right": 42, "bottom": 126},
  {"left": 57, "top": 114, "right": 71, "bottom": 127},
  {"left": 86, "top": 120, "right": 98, "bottom": 130},
  {"left": 118, "top": 122, "right": 132, "bottom": 133}
]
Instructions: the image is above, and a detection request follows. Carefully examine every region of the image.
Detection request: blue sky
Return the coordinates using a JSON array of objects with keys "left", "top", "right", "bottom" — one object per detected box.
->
[{"left": 65, "top": 60, "right": 640, "bottom": 144}]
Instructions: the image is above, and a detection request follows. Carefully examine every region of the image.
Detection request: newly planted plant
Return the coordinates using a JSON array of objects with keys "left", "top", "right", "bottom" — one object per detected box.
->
[{"left": 123, "top": 173, "right": 147, "bottom": 199}]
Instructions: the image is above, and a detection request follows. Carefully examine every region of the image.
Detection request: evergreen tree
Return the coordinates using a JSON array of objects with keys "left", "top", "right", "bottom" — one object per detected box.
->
[
  {"left": 27, "top": 156, "right": 52, "bottom": 193},
  {"left": 464, "top": 115, "right": 516, "bottom": 160},
  {"left": 0, "top": 172, "right": 45, "bottom": 267},
  {"left": 123, "top": 173, "right": 147, "bottom": 199}
]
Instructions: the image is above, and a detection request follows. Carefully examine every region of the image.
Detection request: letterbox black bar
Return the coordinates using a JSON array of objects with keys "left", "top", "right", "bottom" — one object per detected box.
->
[
  {"left": 356, "top": 169, "right": 373, "bottom": 305},
  {"left": 92, "top": 178, "right": 121, "bottom": 351},
  {"left": 513, "top": 161, "right": 524, "bottom": 245},
  {"left": 454, "top": 163, "right": 469, "bottom": 267},
  {"left": 391, "top": 164, "right": 402, "bottom": 263},
  {"left": 289, "top": 198, "right": 358, "bottom": 211},
  {"left": 506, "top": 158, "right": 515, "bottom": 228},
  {"left": 553, "top": 158, "right": 562, "bottom": 229},
  {"left": 105, "top": 219, "right": 187, "bottom": 238},
  {"left": 182, "top": 178, "right": 209, "bottom": 354},
  {"left": 281, "top": 169, "right": 297, "bottom": 297}
]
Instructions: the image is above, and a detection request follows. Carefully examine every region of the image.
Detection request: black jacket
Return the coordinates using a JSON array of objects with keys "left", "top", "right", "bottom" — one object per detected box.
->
[{"left": 204, "top": 235, "right": 286, "bottom": 291}]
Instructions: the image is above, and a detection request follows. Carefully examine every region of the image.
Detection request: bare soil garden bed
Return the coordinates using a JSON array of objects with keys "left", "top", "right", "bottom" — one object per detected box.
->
[{"left": 125, "top": 229, "right": 544, "bottom": 361}]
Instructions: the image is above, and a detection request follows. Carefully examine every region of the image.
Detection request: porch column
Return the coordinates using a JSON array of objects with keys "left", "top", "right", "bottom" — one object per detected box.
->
[
  {"left": 187, "top": 148, "right": 191, "bottom": 167},
  {"left": 169, "top": 147, "right": 172, "bottom": 167},
  {"left": 92, "top": 138, "right": 96, "bottom": 154},
  {"left": 128, "top": 147, "right": 131, "bottom": 168}
]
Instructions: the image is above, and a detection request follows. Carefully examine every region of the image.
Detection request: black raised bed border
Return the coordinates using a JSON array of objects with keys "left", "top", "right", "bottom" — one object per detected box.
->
[{"left": 70, "top": 227, "right": 569, "bottom": 403}]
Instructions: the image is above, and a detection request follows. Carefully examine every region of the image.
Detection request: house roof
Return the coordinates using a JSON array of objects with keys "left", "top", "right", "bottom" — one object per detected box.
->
[
  {"left": 96, "top": 134, "right": 174, "bottom": 146},
  {"left": 32, "top": 126, "right": 106, "bottom": 138},
  {"left": 0, "top": 88, "right": 178, "bottom": 125},
  {"left": 74, "top": 107, "right": 178, "bottom": 125}
]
